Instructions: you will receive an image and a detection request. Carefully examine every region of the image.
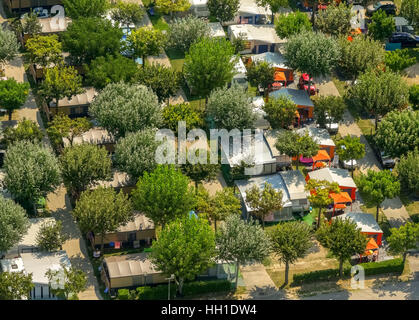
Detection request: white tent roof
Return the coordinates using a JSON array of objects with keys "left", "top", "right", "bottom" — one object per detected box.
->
[
  {"left": 239, "top": 0, "right": 271, "bottom": 15},
  {"left": 251, "top": 51, "right": 290, "bottom": 69},
  {"left": 333, "top": 212, "right": 383, "bottom": 234},
  {"left": 104, "top": 252, "right": 161, "bottom": 279},
  {"left": 296, "top": 127, "right": 335, "bottom": 147},
  {"left": 228, "top": 24, "right": 284, "bottom": 44},
  {"left": 279, "top": 170, "right": 309, "bottom": 201},
  {"left": 308, "top": 168, "right": 357, "bottom": 188}
]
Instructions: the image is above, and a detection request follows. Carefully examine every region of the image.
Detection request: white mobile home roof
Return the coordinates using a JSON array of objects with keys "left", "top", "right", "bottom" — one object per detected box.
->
[
  {"left": 269, "top": 88, "right": 314, "bottom": 107},
  {"left": 49, "top": 87, "right": 97, "bottom": 108},
  {"left": 20, "top": 251, "right": 71, "bottom": 285},
  {"left": 251, "top": 51, "right": 290, "bottom": 69},
  {"left": 239, "top": 0, "right": 271, "bottom": 15},
  {"left": 0, "top": 257, "right": 25, "bottom": 273},
  {"left": 228, "top": 24, "right": 284, "bottom": 44},
  {"left": 333, "top": 212, "right": 383, "bottom": 234},
  {"left": 279, "top": 170, "right": 309, "bottom": 201},
  {"left": 308, "top": 168, "right": 357, "bottom": 188},
  {"left": 63, "top": 127, "right": 114, "bottom": 147},
  {"left": 209, "top": 22, "right": 226, "bottom": 38},
  {"left": 235, "top": 173, "right": 292, "bottom": 212},
  {"left": 296, "top": 127, "right": 335, "bottom": 147},
  {"left": 116, "top": 212, "right": 155, "bottom": 233},
  {"left": 104, "top": 252, "right": 161, "bottom": 279}
]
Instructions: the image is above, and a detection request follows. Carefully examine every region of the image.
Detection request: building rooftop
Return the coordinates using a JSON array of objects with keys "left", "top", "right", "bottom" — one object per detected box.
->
[
  {"left": 104, "top": 252, "right": 161, "bottom": 279},
  {"left": 296, "top": 127, "right": 335, "bottom": 147},
  {"left": 239, "top": 0, "right": 272, "bottom": 15},
  {"left": 269, "top": 88, "right": 314, "bottom": 107},
  {"left": 116, "top": 212, "right": 155, "bottom": 233},
  {"left": 49, "top": 87, "right": 97, "bottom": 108},
  {"left": 279, "top": 170, "right": 309, "bottom": 200},
  {"left": 228, "top": 24, "right": 284, "bottom": 44},
  {"left": 251, "top": 51, "right": 290, "bottom": 69},
  {"left": 208, "top": 22, "right": 226, "bottom": 38},
  {"left": 63, "top": 127, "right": 115, "bottom": 147},
  {"left": 95, "top": 170, "right": 134, "bottom": 189},
  {"left": 333, "top": 212, "right": 383, "bottom": 234},
  {"left": 235, "top": 173, "right": 292, "bottom": 212},
  {"left": 308, "top": 167, "right": 357, "bottom": 188},
  {"left": 38, "top": 17, "right": 71, "bottom": 33},
  {"left": 0, "top": 257, "right": 25, "bottom": 273}
]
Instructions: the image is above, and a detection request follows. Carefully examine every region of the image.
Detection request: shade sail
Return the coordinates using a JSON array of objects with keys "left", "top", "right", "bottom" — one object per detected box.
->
[
  {"left": 312, "top": 150, "right": 331, "bottom": 162},
  {"left": 366, "top": 238, "right": 379, "bottom": 250},
  {"left": 330, "top": 192, "right": 352, "bottom": 204},
  {"left": 274, "top": 71, "right": 286, "bottom": 82}
]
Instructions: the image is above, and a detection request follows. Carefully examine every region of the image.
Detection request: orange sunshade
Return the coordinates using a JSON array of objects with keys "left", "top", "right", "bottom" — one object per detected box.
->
[
  {"left": 274, "top": 71, "right": 286, "bottom": 82},
  {"left": 312, "top": 150, "right": 331, "bottom": 162},
  {"left": 314, "top": 161, "right": 326, "bottom": 168},
  {"left": 329, "top": 192, "right": 352, "bottom": 204},
  {"left": 334, "top": 203, "right": 346, "bottom": 209},
  {"left": 366, "top": 238, "right": 379, "bottom": 251},
  {"left": 294, "top": 110, "right": 300, "bottom": 118}
]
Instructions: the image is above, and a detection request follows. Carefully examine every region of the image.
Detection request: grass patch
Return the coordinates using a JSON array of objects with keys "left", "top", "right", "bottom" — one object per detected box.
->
[
  {"left": 149, "top": 15, "right": 169, "bottom": 31},
  {"left": 331, "top": 76, "right": 348, "bottom": 97},
  {"left": 400, "top": 192, "right": 419, "bottom": 222}
]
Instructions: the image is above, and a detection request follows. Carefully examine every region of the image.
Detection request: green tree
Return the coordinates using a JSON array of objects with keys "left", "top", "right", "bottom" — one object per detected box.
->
[
  {"left": 128, "top": 27, "right": 166, "bottom": 66},
  {"left": 269, "top": 221, "right": 313, "bottom": 286},
  {"left": 335, "top": 135, "right": 366, "bottom": 177},
  {"left": 387, "top": 222, "right": 419, "bottom": 264},
  {"left": 150, "top": 215, "right": 216, "bottom": 296},
  {"left": 20, "top": 11, "right": 42, "bottom": 36},
  {"left": 89, "top": 82, "right": 162, "bottom": 138},
  {"left": 207, "top": 187, "right": 241, "bottom": 231},
  {"left": 60, "top": 144, "right": 112, "bottom": 200},
  {"left": 409, "top": 84, "right": 419, "bottom": 110},
  {"left": 38, "top": 65, "right": 84, "bottom": 109},
  {"left": 263, "top": 95, "right": 297, "bottom": 129},
  {"left": 284, "top": 31, "right": 339, "bottom": 92},
  {"left": 315, "top": 3, "right": 354, "bottom": 37},
  {"left": 208, "top": 0, "right": 240, "bottom": 23},
  {"left": 155, "top": 0, "right": 191, "bottom": 17},
  {"left": 3, "top": 141, "right": 62, "bottom": 206},
  {"left": 385, "top": 49, "right": 416, "bottom": 73},
  {"left": 132, "top": 165, "right": 196, "bottom": 227},
  {"left": 114, "top": 128, "right": 162, "bottom": 180},
  {"left": 275, "top": 130, "right": 319, "bottom": 169},
  {"left": 216, "top": 215, "right": 271, "bottom": 288},
  {"left": 256, "top": 0, "right": 289, "bottom": 23},
  {"left": 85, "top": 54, "right": 139, "bottom": 90},
  {"left": 162, "top": 103, "right": 204, "bottom": 133},
  {"left": 357, "top": 170, "right": 400, "bottom": 222},
  {"left": 305, "top": 179, "right": 341, "bottom": 228},
  {"left": 36, "top": 220, "right": 68, "bottom": 252},
  {"left": 275, "top": 10, "right": 312, "bottom": 39},
  {"left": 375, "top": 109, "right": 419, "bottom": 158},
  {"left": 396, "top": 149, "right": 419, "bottom": 195},
  {"left": 0, "top": 79, "right": 29, "bottom": 121},
  {"left": 0, "top": 272, "right": 34, "bottom": 300},
  {"left": 72, "top": 187, "right": 134, "bottom": 253},
  {"left": 206, "top": 83, "right": 256, "bottom": 130},
  {"left": 346, "top": 69, "right": 409, "bottom": 130},
  {"left": 137, "top": 64, "right": 181, "bottom": 103},
  {"left": 46, "top": 264, "right": 88, "bottom": 300},
  {"left": 167, "top": 16, "right": 211, "bottom": 53},
  {"left": 337, "top": 35, "right": 385, "bottom": 80},
  {"left": 0, "top": 28, "right": 19, "bottom": 70},
  {"left": 401, "top": 0, "right": 419, "bottom": 28},
  {"left": 62, "top": 17, "right": 123, "bottom": 65},
  {"left": 0, "top": 195, "right": 29, "bottom": 252},
  {"left": 313, "top": 95, "right": 345, "bottom": 129},
  {"left": 184, "top": 37, "right": 236, "bottom": 98},
  {"left": 246, "top": 61, "right": 275, "bottom": 95},
  {"left": 110, "top": 0, "right": 145, "bottom": 27},
  {"left": 25, "top": 34, "right": 63, "bottom": 69},
  {"left": 46, "top": 113, "right": 91, "bottom": 152},
  {"left": 368, "top": 10, "right": 395, "bottom": 42},
  {"left": 62, "top": 0, "right": 108, "bottom": 19},
  {"left": 316, "top": 217, "right": 367, "bottom": 277},
  {"left": 2, "top": 119, "right": 43, "bottom": 147},
  {"left": 181, "top": 149, "right": 220, "bottom": 190},
  {"left": 245, "top": 182, "right": 283, "bottom": 229}
]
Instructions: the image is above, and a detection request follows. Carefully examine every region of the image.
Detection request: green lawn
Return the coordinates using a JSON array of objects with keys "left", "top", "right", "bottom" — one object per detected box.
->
[
  {"left": 400, "top": 192, "right": 419, "bottom": 223},
  {"left": 149, "top": 14, "right": 169, "bottom": 31}
]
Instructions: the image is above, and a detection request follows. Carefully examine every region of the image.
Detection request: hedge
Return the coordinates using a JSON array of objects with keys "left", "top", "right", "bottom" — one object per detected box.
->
[
  {"left": 135, "top": 279, "right": 232, "bottom": 300},
  {"left": 117, "top": 288, "right": 131, "bottom": 300},
  {"left": 292, "top": 258, "right": 404, "bottom": 286}
]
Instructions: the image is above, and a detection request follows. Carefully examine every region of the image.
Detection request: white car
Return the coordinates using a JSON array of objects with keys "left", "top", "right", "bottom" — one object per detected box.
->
[{"left": 341, "top": 159, "right": 358, "bottom": 170}]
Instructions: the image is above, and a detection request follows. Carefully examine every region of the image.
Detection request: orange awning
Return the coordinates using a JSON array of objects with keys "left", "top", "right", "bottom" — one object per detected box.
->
[
  {"left": 274, "top": 71, "right": 286, "bottom": 82},
  {"left": 294, "top": 110, "right": 300, "bottom": 118},
  {"left": 329, "top": 192, "right": 352, "bottom": 204},
  {"left": 366, "top": 238, "right": 379, "bottom": 251},
  {"left": 312, "top": 150, "right": 331, "bottom": 162},
  {"left": 334, "top": 203, "right": 346, "bottom": 209},
  {"left": 314, "top": 161, "right": 326, "bottom": 168}
]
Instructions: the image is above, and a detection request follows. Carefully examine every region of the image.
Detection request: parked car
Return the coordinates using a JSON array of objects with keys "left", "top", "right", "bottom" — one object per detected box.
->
[
  {"left": 298, "top": 74, "right": 318, "bottom": 96},
  {"left": 371, "top": 140, "right": 396, "bottom": 169},
  {"left": 366, "top": 1, "right": 396, "bottom": 16},
  {"left": 389, "top": 32, "right": 419, "bottom": 48},
  {"left": 394, "top": 17, "right": 415, "bottom": 34}
]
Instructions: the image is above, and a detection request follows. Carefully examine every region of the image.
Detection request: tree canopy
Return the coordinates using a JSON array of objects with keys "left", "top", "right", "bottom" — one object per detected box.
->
[
  {"left": 114, "top": 128, "right": 162, "bottom": 180},
  {"left": 25, "top": 34, "right": 63, "bottom": 69},
  {"left": 89, "top": 82, "right": 162, "bottom": 138},
  {"left": 162, "top": 103, "right": 204, "bottom": 133},
  {"left": 387, "top": 222, "right": 419, "bottom": 264},
  {"left": 313, "top": 95, "right": 345, "bottom": 129},
  {"left": 85, "top": 54, "right": 139, "bottom": 90},
  {"left": 345, "top": 69, "right": 409, "bottom": 129},
  {"left": 375, "top": 109, "right": 419, "bottom": 158},
  {"left": 368, "top": 10, "right": 395, "bottom": 42},
  {"left": 400, "top": 0, "right": 419, "bottom": 27},
  {"left": 0, "top": 195, "right": 29, "bottom": 252},
  {"left": 246, "top": 61, "right": 275, "bottom": 94},
  {"left": 396, "top": 149, "right": 419, "bottom": 195},
  {"left": 2, "top": 119, "right": 44, "bottom": 147},
  {"left": 62, "top": 0, "right": 108, "bottom": 19},
  {"left": 62, "top": 17, "right": 123, "bottom": 65},
  {"left": 110, "top": 0, "right": 145, "bottom": 27},
  {"left": 155, "top": 0, "right": 191, "bottom": 17},
  {"left": 316, "top": 218, "right": 367, "bottom": 277},
  {"left": 132, "top": 165, "right": 196, "bottom": 227},
  {"left": 275, "top": 10, "right": 312, "bottom": 39},
  {"left": 206, "top": 83, "right": 256, "bottom": 130},
  {"left": 128, "top": 26, "right": 166, "bottom": 63},
  {"left": 315, "top": 3, "right": 353, "bottom": 37},
  {"left": 335, "top": 135, "right": 365, "bottom": 177},
  {"left": 0, "top": 79, "right": 29, "bottom": 121},
  {"left": 357, "top": 169, "right": 400, "bottom": 221},
  {"left": 207, "top": 0, "right": 240, "bottom": 23},
  {"left": 181, "top": 149, "right": 220, "bottom": 190},
  {"left": 72, "top": 187, "right": 134, "bottom": 253},
  {"left": 150, "top": 215, "right": 216, "bottom": 296},
  {"left": 263, "top": 95, "right": 297, "bottom": 129},
  {"left": 3, "top": 141, "right": 62, "bottom": 205},
  {"left": 0, "top": 272, "right": 34, "bottom": 300},
  {"left": 184, "top": 37, "right": 236, "bottom": 98},
  {"left": 60, "top": 144, "right": 112, "bottom": 200},
  {"left": 0, "top": 28, "right": 19, "bottom": 69},
  {"left": 36, "top": 220, "right": 68, "bottom": 252},
  {"left": 284, "top": 30, "right": 340, "bottom": 78},
  {"left": 385, "top": 49, "right": 416, "bottom": 73},
  {"left": 46, "top": 264, "right": 88, "bottom": 300}
]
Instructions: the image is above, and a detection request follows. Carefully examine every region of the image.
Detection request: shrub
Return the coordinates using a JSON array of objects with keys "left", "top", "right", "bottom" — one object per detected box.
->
[
  {"left": 117, "top": 288, "right": 130, "bottom": 300},
  {"left": 385, "top": 49, "right": 416, "bottom": 73},
  {"left": 136, "top": 284, "right": 174, "bottom": 300},
  {"left": 409, "top": 84, "right": 419, "bottom": 110}
]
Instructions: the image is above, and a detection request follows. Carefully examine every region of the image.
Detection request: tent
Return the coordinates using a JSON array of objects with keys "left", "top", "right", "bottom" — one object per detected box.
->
[
  {"left": 311, "top": 150, "right": 331, "bottom": 170},
  {"left": 359, "top": 238, "right": 379, "bottom": 263},
  {"left": 329, "top": 192, "right": 352, "bottom": 216}
]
